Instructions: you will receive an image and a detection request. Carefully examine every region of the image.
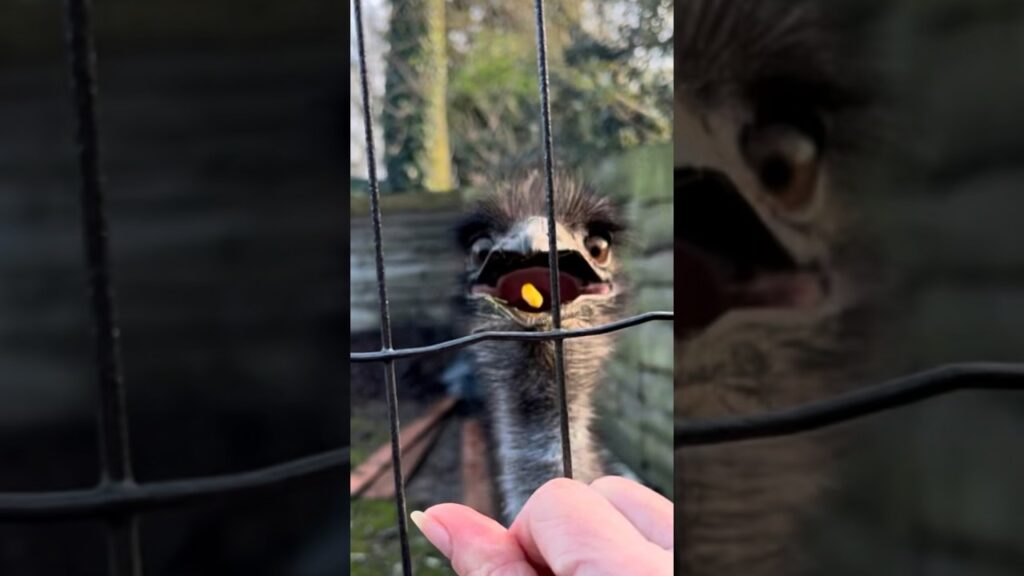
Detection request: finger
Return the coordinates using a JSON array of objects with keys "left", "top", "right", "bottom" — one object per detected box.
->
[
  {"left": 509, "top": 478, "right": 672, "bottom": 576},
  {"left": 589, "top": 476, "right": 673, "bottom": 549},
  {"left": 414, "top": 504, "right": 540, "bottom": 576}
]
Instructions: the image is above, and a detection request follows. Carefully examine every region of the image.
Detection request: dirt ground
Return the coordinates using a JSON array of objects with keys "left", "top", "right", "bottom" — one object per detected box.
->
[
  {"left": 350, "top": 326, "right": 467, "bottom": 575},
  {"left": 349, "top": 324, "right": 648, "bottom": 574}
]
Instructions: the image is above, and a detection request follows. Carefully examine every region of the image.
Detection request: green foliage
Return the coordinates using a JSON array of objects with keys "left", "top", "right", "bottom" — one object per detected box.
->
[
  {"left": 450, "top": 34, "right": 536, "bottom": 97},
  {"left": 383, "top": 0, "right": 431, "bottom": 192},
  {"left": 350, "top": 178, "right": 369, "bottom": 195},
  {"left": 383, "top": 0, "right": 454, "bottom": 192},
  {"left": 350, "top": 500, "right": 450, "bottom": 575},
  {"left": 448, "top": 31, "right": 541, "bottom": 179},
  {"left": 374, "top": 0, "right": 673, "bottom": 191},
  {"left": 446, "top": 0, "right": 673, "bottom": 186}
]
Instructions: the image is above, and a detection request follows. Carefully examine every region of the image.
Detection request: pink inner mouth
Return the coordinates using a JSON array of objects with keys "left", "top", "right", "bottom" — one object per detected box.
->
[
  {"left": 678, "top": 240, "right": 826, "bottom": 336},
  {"left": 727, "top": 271, "right": 826, "bottom": 309},
  {"left": 678, "top": 242, "right": 729, "bottom": 333},
  {"left": 471, "top": 266, "right": 610, "bottom": 312}
]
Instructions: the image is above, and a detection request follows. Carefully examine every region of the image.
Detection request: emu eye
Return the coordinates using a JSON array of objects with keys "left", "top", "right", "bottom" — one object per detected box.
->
[
  {"left": 741, "top": 123, "right": 821, "bottom": 210},
  {"left": 470, "top": 236, "right": 493, "bottom": 267},
  {"left": 585, "top": 234, "right": 611, "bottom": 264}
]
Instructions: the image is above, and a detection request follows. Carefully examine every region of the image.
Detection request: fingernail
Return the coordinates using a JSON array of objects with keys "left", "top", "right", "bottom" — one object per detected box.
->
[{"left": 410, "top": 510, "right": 451, "bottom": 557}]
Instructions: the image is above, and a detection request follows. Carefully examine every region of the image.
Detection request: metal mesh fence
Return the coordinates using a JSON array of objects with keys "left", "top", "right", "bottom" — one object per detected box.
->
[
  {"left": 0, "top": 1, "right": 349, "bottom": 575},
  {"left": 354, "top": 1, "right": 1022, "bottom": 573},
  {"left": 0, "top": 2, "right": 1020, "bottom": 576},
  {"left": 349, "top": 0, "right": 675, "bottom": 570}
]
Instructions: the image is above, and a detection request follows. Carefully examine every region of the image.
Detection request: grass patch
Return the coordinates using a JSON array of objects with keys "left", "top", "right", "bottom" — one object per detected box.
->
[
  {"left": 351, "top": 412, "right": 393, "bottom": 468},
  {"left": 350, "top": 499, "right": 451, "bottom": 576}
]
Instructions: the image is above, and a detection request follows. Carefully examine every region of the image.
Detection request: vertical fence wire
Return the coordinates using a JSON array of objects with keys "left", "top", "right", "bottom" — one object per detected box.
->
[
  {"left": 531, "top": 0, "right": 574, "bottom": 479},
  {"left": 352, "top": 1, "right": 414, "bottom": 574},
  {"left": 61, "top": 0, "right": 142, "bottom": 574}
]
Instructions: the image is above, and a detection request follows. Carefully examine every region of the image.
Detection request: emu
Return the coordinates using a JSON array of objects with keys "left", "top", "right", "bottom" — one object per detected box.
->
[
  {"left": 454, "top": 170, "right": 626, "bottom": 522},
  {"left": 676, "top": 0, "right": 873, "bottom": 574}
]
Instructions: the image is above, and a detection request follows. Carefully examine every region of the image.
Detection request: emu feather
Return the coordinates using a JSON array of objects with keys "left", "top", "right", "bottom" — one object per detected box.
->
[{"left": 455, "top": 170, "right": 626, "bottom": 522}]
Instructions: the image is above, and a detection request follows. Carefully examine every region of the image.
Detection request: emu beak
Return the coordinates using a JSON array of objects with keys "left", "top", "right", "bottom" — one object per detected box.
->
[
  {"left": 470, "top": 216, "right": 612, "bottom": 312},
  {"left": 491, "top": 216, "right": 578, "bottom": 257},
  {"left": 676, "top": 167, "right": 828, "bottom": 335}
]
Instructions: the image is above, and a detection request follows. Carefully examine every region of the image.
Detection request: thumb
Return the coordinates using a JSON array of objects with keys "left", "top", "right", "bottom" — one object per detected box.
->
[{"left": 412, "top": 504, "right": 540, "bottom": 576}]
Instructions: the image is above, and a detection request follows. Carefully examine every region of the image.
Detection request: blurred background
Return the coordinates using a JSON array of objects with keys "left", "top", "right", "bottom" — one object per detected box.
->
[
  {"left": 0, "top": 1, "right": 347, "bottom": 574},
  {"left": 806, "top": 1, "right": 1024, "bottom": 573},
  {"left": 349, "top": 0, "right": 672, "bottom": 573},
  {"left": 676, "top": 0, "right": 1024, "bottom": 574}
]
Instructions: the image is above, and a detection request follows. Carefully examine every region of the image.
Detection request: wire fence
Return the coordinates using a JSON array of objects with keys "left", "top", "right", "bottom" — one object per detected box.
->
[
  {"left": 676, "top": 363, "right": 1024, "bottom": 446},
  {"left": 0, "top": 1, "right": 1021, "bottom": 576},
  {"left": 351, "top": 1, "right": 1022, "bottom": 573},
  {"left": 0, "top": 1, "right": 351, "bottom": 575},
  {"left": 349, "top": 0, "right": 678, "bottom": 572}
]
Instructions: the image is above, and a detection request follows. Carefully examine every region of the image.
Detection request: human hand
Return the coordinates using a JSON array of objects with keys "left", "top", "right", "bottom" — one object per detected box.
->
[{"left": 409, "top": 476, "right": 673, "bottom": 575}]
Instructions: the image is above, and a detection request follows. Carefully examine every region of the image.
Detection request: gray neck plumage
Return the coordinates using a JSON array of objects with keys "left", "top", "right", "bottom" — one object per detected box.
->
[{"left": 473, "top": 332, "right": 613, "bottom": 522}]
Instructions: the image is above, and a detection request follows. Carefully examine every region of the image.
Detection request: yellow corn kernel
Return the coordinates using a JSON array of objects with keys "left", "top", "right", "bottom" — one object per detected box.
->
[{"left": 521, "top": 283, "right": 544, "bottom": 309}]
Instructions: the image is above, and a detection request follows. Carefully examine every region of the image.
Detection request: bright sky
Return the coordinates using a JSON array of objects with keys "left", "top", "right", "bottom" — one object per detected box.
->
[{"left": 350, "top": 0, "right": 388, "bottom": 180}]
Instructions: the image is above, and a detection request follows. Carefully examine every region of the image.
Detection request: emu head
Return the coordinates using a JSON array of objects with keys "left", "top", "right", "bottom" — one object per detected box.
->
[
  {"left": 677, "top": 0, "right": 865, "bottom": 339},
  {"left": 676, "top": 2, "right": 872, "bottom": 574},
  {"left": 455, "top": 170, "right": 626, "bottom": 332}
]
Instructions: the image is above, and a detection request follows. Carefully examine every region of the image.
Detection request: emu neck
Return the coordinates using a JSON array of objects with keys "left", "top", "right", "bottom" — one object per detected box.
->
[{"left": 475, "top": 334, "right": 612, "bottom": 522}]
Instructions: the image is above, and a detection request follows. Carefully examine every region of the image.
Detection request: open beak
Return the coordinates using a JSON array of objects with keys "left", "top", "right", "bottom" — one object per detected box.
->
[
  {"left": 469, "top": 217, "right": 612, "bottom": 313},
  {"left": 676, "top": 167, "right": 828, "bottom": 336}
]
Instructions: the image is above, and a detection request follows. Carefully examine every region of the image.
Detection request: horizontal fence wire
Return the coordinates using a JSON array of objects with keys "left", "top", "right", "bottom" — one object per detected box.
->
[
  {"left": 4, "top": 363, "right": 1020, "bottom": 518},
  {"left": 350, "top": 311, "right": 675, "bottom": 362},
  {"left": 676, "top": 362, "right": 1024, "bottom": 446},
  {"left": 0, "top": 3, "right": 354, "bottom": 576},
  {"left": 7, "top": 1, "right": 1019, "bottom": 576},
  {"left": 0, "top": 449, "right": 349, "bottom": 521}
]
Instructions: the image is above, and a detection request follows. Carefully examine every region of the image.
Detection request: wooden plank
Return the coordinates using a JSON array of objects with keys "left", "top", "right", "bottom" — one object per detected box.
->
[
  {"left": 461, "top": 417, "right": 495, "bottom": 518},
  {"left": 361, "top": 421, "right": 444, "bottom": 499},
  {"left": 350, "top": 395, "right": 457, "bottom": 497}
]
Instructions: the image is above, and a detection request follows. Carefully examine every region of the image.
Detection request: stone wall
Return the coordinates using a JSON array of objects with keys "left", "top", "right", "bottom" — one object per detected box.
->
[{"left": 593, "top": 144, "right": 674, "bottom": 496}]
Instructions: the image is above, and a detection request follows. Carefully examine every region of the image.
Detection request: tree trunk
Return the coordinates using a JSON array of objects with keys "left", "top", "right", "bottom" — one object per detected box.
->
[{"left": 423, "top": 0, "right": 453, "bottom": 191}]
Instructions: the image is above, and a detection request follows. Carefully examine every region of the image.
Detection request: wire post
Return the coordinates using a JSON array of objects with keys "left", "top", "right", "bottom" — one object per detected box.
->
[
  {"left": 352, "top": 0, "right": 414, "bottom": 574},
  {"left": 62, "top": 0, "right": 141, "bottom": 573},
  {"left": 531, "top": 0, "right": 574, "bottom": 479}
]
